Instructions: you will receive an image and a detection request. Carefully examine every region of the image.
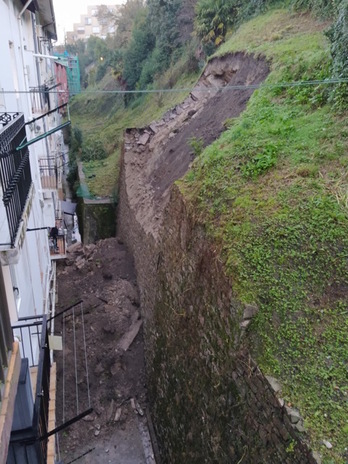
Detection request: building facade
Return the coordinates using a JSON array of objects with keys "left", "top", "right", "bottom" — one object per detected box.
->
[
  {"left": 0, "top": 0, "right": 67, "bottom": 462},
  {"left": 66, "top": 4, "right": 120, "bottom": 43}
]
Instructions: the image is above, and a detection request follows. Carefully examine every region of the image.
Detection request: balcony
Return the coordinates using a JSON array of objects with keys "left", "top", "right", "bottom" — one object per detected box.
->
[
  {"left": 9, "top": 315, "right": 55, "bottom": 464},
  {"left": 39, "top": 158, "right": 58, "bottom": 190},
  {"left": 49, "top": 225, "right": 67, "bottom": 260},
  {"left": 0, "top": 289, "right": 14, "bottom": 400},
  {"left": 0, "top": 113, "right": 33, "bottom": 249}
]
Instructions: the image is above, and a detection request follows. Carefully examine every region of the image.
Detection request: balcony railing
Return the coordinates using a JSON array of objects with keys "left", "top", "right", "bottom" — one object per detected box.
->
[
  {"left": 10, "top": 315, "right": 51, "bottom": 464},
  {"left": 39, "top": 157, "right": 58, "bottom": 190},
  {"left": 0, "top": 113, "right": 32, "bottom": 247},
  {"left": 49, "top": 223, "right": 67, "bottom": 259},
  {"left": 0, "top": 290, "right": 14, "bottom": 402}
]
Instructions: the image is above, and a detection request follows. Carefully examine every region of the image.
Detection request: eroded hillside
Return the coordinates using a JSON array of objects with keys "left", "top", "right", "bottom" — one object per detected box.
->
[{"left": 117, "top": 9, "right": 348, "bottom": 464}]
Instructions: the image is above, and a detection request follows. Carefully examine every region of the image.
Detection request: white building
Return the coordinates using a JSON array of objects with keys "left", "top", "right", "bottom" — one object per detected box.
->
[
  {"left": 66, "top": 4, "right": 121, "bottom": 43},
  {"left": 0, "top": 1, "right": 67, "bottom": 462},
  {"left": 0, "top": 0, "right": 67, "bottom": 327}
]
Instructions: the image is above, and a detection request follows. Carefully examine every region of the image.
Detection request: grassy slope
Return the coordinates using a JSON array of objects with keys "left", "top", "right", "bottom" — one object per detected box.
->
[
  {"left": 180, "top": 10, "right": 348, "bottom": 464},
  {"left": 70, "top": 68, "right": 198, "bottom": 197},
  {"left": 70, "top": 8, "right": 348, "bottom": 461}
]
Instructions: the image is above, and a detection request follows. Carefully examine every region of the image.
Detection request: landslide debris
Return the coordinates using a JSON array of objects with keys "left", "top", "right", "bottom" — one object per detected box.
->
[{"left": 123, "top": 52, "right": 269, "bottom": 238}]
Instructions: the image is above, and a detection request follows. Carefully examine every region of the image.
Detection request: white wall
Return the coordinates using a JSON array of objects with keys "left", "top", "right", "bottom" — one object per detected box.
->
[{"left": 0, "top": 0, "right": 58, "bottom": 321}]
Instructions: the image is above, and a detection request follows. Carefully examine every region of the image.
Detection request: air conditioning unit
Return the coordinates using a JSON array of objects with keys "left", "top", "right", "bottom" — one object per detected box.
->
[
  {"left": 43, "top": 191, "right": 51, "bottom": 200},
  {"left": 34, "top": 124, "right": 41, "bottom": 134}
]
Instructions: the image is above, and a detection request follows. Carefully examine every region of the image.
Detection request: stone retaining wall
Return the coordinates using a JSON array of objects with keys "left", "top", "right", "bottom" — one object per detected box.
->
[{"left": 118, "top": 161, "right": 318, "bottom": 462}]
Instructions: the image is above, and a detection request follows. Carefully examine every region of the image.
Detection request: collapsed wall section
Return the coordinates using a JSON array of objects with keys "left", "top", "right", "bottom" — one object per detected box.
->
[{"left": 117, "top": 53, "right": 317, "bottom": 463}]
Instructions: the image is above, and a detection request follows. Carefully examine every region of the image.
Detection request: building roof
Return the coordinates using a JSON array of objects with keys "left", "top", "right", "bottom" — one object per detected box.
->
[{"left": 37, "top": 0, "right": 57, "bottom": 41}]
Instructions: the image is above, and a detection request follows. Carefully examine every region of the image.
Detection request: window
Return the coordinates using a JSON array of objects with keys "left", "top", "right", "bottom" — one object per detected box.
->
[
  {"left": 85, "top": 17, "right": 91, "bottom": 25},
  {"left": 92, "top": 26, "right": 100, "bottom": 34}
]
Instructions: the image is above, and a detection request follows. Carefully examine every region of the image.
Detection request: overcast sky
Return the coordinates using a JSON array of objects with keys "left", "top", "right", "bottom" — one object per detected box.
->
[{"left": 53, "top": 0, "right": 124, "bottom": 44}]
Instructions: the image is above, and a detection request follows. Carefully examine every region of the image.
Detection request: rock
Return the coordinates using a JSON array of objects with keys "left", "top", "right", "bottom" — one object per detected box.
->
[
  {"left": 103, "top": 325, "right": 115, "bottom": 334},
  {"left": 107, "top": 399, "right": 115, "bottom": 422},
  {"left": 94, "top": 363, "right": 104, "bottom": 375},
  {"left": 243, "top": 304, "right": 259, "bottom": 320},
  {"left": 265, "top": 375, "right": 282, "bottom": 393},
  {"left": 149, "top": 124, "right": 158, "bottom": 134},
  {"left": 285, "top": 407, "right": 302, "bottom": 424},
  {"left": 311, "top": 451, "right": 322, "bottom": 463},
  {"left": 118, "top": 319, "right": 143, "bottom": 351},
  {"left": 322, "top": 440, "right": 332, "bottom": 449},
  {"left": 67, "top": 242, "right": 83, "bottom": 254},
  {"left": 294, "top": 422, "right": 306, "bottom": 433},
  {"left": 114, "top": 407, "right": 122, "bottom": 422},
  {"left": 135, "top": 401, "right": 144, "bottom": 417},
  {"left": 83, "top": 414, "right": 95, "bottom": 422},
  {"left": 75, "top": 257, "right": 86, "bottom": 270},
  {"left": 240, "top": 320, "right": 250, "bottom": 329},
  {"left": 138, "top": 133, "right": 150, "bottom": 145},
  {"left": 94, "top": 429, "right": 100, "bottom": 437}
]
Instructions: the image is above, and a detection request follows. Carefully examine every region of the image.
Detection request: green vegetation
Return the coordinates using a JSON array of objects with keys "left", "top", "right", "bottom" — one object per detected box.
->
[
  {"left": 67, "top": 3, "right": 348, "bottom": 459},
  {"left": 69, "top": 68, "right": 198, "bottom": 197},
  {"left": 180, "top": 9, "right": 348, "bottom": 463},
  {"left": 66, "top": 0, "right": 347, "bottom": 198}
]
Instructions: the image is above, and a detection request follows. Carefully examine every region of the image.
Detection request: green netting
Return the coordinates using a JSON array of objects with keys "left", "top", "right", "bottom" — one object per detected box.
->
[
  {"left": 76, "top": 183, "right": 93, "bottom": 199},
  {"left": 55, "top": 52, "right": 81, "bottom": 95}
]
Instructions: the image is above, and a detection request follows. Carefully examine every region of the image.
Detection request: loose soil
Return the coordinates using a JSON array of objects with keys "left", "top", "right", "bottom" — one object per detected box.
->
[
  {"left": 55, "top": 238, "right": 152, "bottom": 464},
  {"left": 123, "top": 52, "right": 269, "bottom": 238}
]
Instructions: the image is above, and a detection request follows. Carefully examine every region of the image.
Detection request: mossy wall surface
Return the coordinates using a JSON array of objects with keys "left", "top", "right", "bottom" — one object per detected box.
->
[
  {"left": 78, "top": 199, "right": 116, "bottom": 244},
  {"left": 118, "top": 158, "right": 317, "bottom": 463}
]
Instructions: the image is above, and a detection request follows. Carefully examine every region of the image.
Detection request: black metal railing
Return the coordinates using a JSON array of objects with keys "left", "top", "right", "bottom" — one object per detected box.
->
[
  {"left": 33, "top": 315, "right": 50, "bottom": 463},
  {"left": 39, "top": 157, "right": 57, "bottom": 189},
  {"left": 0, "top": 113, "right": 33, "bottom": 247},
  {"left": 12, "top": 315, "right": 44, "bottom": 368},
  {"left": 29, "top": 85, "right": 50, "bottom": 114},
  {"left": 0, "top": 112, "right": 20, "bottom": 129},
  {"left": 0, "top": 280, "right": 14, "bottom": 401},
  {"left": 10, "top": 315, "right": 50, "bottom": 464}
]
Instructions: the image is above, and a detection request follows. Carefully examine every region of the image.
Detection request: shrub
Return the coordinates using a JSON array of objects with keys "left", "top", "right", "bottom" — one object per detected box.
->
[
  {"left": 81, "top": 138, "right": 107, "bottom": 162},
  {"left": 326, "top": 0, "right": 348, "bottom": 109}
]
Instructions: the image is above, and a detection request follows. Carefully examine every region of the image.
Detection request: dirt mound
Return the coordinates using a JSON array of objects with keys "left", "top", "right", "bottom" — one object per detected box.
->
[
  {"left": 55, "top": 238, "right": 151, "bottom": 463},
  {"left": 123, "top": 52, "right": 269, "bottom": 238}
]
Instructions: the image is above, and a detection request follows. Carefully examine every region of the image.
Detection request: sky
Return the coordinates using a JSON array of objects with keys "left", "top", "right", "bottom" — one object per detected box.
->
[{"left": 52, "top": 0, "right": 124, "bottom": 44}]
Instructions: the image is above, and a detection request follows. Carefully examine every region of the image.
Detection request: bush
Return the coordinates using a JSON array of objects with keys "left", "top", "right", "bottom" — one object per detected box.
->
[
  {"left": 81, "top": 138, "right": 107, "bottom": 162},
  {"left": 326, "top": 0, "right": 348, "bottom": 109},
  {"left": 292, "top": 0, "right": 341, "bottom": 17}
]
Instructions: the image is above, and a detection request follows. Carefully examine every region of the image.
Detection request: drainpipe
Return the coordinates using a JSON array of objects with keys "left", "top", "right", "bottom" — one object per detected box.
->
[
  {"left": 17, "top": 1, "right": 34, "bottom": 115},
  {"left": 33, "top": 53, "right": 58, "bottom": 60},
  {"left": 18, "top": 0, "right": 33, "bottom": 19},
  {"left": 31, "top": 17, "right": 53, "bottom": 172}
]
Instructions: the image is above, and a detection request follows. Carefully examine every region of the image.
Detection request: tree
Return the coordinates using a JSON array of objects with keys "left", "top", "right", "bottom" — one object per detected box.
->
[
  {"left": 147, "top": 0, "right": 182, "bottom": 67},
  {"left": 122, "top": 10, "right": 156, "bottom": 90},
  {"left": 114, "top": 0, "right": 146, "bottom": 48},
  {"left": 194, "top": 0, "right": 240, "bottom": 47}
]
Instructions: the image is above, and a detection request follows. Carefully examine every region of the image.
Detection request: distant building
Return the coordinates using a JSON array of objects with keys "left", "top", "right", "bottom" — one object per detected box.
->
[
  {"left": 54, "top": 53, "right": 81, "bottom": 96},
  {"left": 66, "top": 4, "right": 121, "bottom": 43}
]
